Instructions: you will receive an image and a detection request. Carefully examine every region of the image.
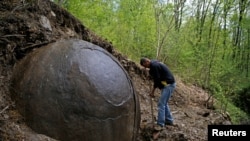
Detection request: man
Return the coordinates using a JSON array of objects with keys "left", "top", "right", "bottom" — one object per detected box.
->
[{"left": 140, "top": 57, "right": 176, "bottom": 127}]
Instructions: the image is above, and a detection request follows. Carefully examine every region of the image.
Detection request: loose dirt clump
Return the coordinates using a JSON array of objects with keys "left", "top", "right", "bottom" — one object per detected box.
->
[{"left": 0, "top": 0, "right": 231, "bottom": 141}]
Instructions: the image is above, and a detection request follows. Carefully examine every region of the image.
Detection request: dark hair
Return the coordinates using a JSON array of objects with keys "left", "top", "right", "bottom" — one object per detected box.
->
[{"left": 140, "top": 58, "right": 147, "bottom": 65}]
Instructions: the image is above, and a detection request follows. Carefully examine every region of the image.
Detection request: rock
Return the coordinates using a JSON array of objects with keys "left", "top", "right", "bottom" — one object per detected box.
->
[
  {"left": 10, "top": 39, "right": 140, "bottom": 141},
  {"left": 39, "top": 15, "right": 52, "bottom": 31}
]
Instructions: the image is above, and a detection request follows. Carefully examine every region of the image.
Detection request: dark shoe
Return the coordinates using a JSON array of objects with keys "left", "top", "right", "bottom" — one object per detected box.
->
[{"left": 165, "top": 121, "right": 174, "bottom": 126}]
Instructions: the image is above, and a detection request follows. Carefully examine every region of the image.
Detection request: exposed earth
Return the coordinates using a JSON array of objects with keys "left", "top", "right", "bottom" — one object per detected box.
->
[{"left": 0, "top": 0, "right": 231, "bottom": 141}]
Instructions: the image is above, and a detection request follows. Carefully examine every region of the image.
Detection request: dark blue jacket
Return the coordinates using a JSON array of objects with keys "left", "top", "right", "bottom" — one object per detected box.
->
[{"left": 149, "top": 60, "right": 175, "bottom": 89}]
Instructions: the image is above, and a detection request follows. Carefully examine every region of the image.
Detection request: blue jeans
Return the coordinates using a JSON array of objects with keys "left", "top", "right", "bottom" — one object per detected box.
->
[{"left": 157, "top": 83, "right": 176, "bottom": 126}]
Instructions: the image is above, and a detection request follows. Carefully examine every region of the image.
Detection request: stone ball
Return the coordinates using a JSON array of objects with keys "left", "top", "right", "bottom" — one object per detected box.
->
[{"left": 10, "top": 39, "right": 140, "bottom": 141}]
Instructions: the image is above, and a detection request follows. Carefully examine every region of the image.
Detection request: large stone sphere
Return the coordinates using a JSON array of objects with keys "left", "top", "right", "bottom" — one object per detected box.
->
[{"left": 10, "top": 39, "right": 140, "bottom": 141}]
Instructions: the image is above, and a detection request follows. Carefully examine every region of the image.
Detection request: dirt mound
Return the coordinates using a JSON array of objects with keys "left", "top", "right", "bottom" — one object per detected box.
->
[{"left": 0, "top": 0, "right": 231, "bottom": 141}]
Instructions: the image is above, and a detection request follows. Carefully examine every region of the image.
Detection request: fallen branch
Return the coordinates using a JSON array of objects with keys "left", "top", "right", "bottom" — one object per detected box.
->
[
  {"left": 20, "top": 41, "right": 51, "bottom": 51},
  {"left": 0, "top": 105, "right": 10, "bottom": 114},
  {"left": 184, "top": 112, "right": 191, "bottom": 118},
  {"left": 0, "top": 34, "right": 26, "bottom": 38}
]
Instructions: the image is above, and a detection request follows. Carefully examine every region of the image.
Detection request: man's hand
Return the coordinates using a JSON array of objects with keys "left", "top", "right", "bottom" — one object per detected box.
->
[{"left": 161, "top": 81, "right": 167, "bottom": 86}]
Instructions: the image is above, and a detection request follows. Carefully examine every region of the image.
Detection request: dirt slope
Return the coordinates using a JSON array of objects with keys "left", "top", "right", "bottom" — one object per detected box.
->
[{"left": 0, "top": 0, "right": 231, "bottom": 141}]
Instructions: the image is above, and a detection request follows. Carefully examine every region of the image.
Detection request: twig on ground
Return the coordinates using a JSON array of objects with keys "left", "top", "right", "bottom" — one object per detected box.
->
[
  {"left": 20, "top": 41, "right": 50, "bottom": 51},
  {"left": 0, "top": 105, "right": 10, "bottom": 114},
  {"left": 184, "top": 112, "right": 191, "bottom": 118}
]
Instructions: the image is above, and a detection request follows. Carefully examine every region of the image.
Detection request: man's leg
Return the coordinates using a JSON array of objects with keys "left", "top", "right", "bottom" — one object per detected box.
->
[
  {"left": 165, "top": 83, "right": 176, "bottom": 124},
  {"left": 157, "top": 87, "right": 169, "bottom": 126},
  {"left": 165, "top": 103, "right": 173, "bottom": 124}
]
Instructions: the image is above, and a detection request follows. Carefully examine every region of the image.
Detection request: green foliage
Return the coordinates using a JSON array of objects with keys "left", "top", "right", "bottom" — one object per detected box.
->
[
  {"left": 214, "top": 98, "right": 249, "bottom": 124},
  {"left": 208, "top": 81, "right": 249, "bottom": 124},
  {"left": 63, "top": 0, "right": 158, "bottom": 61},
  {"left": 231, "top": 87, "right": 250, "bottom": 117}
]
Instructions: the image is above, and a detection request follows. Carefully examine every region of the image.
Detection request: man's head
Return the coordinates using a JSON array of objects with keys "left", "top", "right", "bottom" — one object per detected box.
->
[{"left": 140, "top": 58, "right": 151, "bottom": 68}]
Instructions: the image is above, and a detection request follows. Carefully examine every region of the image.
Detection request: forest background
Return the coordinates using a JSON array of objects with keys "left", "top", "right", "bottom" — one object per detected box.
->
[{"left": 53, "top": 0, "right": 250, "bottom": 124}]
